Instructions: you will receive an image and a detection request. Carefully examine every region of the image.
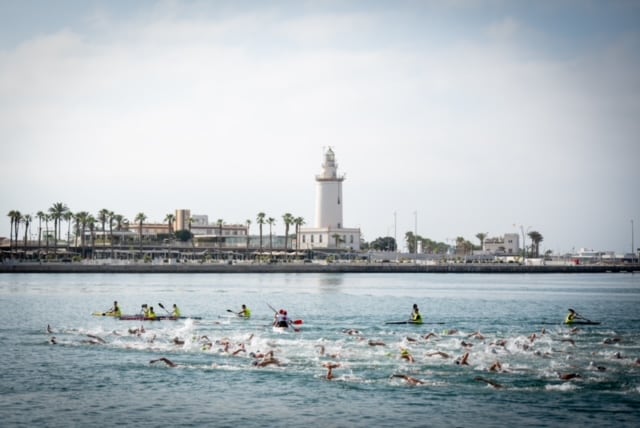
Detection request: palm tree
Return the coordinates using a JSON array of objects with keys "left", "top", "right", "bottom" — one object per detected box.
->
[
  {"left": 134, "top": 213, "right": 147, "bottom": 251},
  {"left": 64, "top": 210, "right": 74, "bottom": 249},
  {"left": 216, "top": 219, "right": 224, "bottom": 251},
  {"left": 245, "top": 219, "right": 252, "bottom": 249},
  {"left": 22, "top": 214, "right": 32, "bottom": 247},
  {"left": 164, "top": 213, "right": 175, "bottom": 237},
  {"left": 97, "top": 209, "right": 110, "bottom": 247},
  {"left": 256, "top": 212, "right": 266, "bottom": 251},
  {"left": 528, "top": 231, "right": 544, "bottom": 258},
  {"left": 107, "top": 211, "right": 115, "bottom": 256},
  {"left": 7, "top": 210, "right": 20, "bottom": 252},
  {"left": 74, "top": 211, "right": 90, "bottom": 255},
  {"left": 282, "top": 213, "right": 294, "bottom": 250},
  {"left": 476, "top": 232, "right": 488, "bottom": 251},
  {"left": 267, "top": 217, "right": 275, "bottom": 252},
  {"left": 294, "top": 216, "right": 305, "bottom": 250},
  {"left": 49, "top": 202, "right": 69, "bottom": 245},
  {"left": 44, "top": 214, "right": 51, "bottom": 250},
  {"left": 88, "top": 215, "right": 96, "bottom": 256},
  {"left": 36, "top": 211, "right": 45, "bottom": 249}
]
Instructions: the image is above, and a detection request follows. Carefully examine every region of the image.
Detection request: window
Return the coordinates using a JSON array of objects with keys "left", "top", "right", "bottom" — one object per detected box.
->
[
  {"left": 302, "top": 235, "right": 306, "bottom": 243},
  {"left": 319, "top": 235, "right": 323, "bottom": 243},
  {"left": 311, "top": 235, "right": 314, "bottom": 243}
]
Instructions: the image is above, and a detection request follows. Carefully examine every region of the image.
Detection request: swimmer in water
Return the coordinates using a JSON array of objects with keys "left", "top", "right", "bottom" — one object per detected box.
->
[
  {"left": 150, "top": 357, "right": 178, "bottom": 368},
  {"left": 392, "top": 374, "right": 424, "bottom": 385},
  {"left": 323, "top": 362, "right": 340, "bottom": 380}
]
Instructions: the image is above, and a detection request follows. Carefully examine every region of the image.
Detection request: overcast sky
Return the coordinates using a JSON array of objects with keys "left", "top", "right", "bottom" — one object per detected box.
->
[{"left": 1, "top": 0, "right": 639, "bottom": 254}]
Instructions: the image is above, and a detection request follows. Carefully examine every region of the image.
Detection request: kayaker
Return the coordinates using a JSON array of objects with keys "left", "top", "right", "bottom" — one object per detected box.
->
[
  {"left": 107, "top": 301, "right": 121, "bottom": 317},
  {"left": 274, "top": 309, "right": 289, "bottom": 328},
  {"left": 147, "top": 307, "right": 157, "bottom": 320},
  {"left": 238, "top": 304, "right": 251, "bottom": 319},
  {"left": 565, "top": 308, "right": 578, "bottom": 324},
  {"left": 171, "top": 304, "right": 181, "bottom": 317},
  {"left": 141, "top": 304, "right": 150, "bottom": 317},
  {"left": 411, "top": 303, "right": 423, "bottom": 324}
]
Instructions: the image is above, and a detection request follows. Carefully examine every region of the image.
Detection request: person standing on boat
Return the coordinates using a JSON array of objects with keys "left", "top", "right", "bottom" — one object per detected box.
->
[
  {"left": 238, "top": 304, "right": 251, "bottom": 319},
  {"left": 411, "top": 304, "right": 423, "bottom": 324},
  {"left": 172, "top": 304, "right": 181, "bottom": 317}
]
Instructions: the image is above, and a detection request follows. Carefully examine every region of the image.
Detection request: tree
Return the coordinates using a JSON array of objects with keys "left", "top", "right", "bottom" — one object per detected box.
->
[
  {"left": 88, "top": 215, "right": 96, "bottom": 255},
  {"left": 164, "top": 213, "right": 175, "bottom": 237},
  {"left": 216, "top": 219, "right": 224, "bottom": 251},
  {"left": 256, "top": 212, "right": 266, "bottom": 251},
  {"left": 282, "top": 213, "right": 293, "bottom": 250},
  {"left": 7, "top": 210, "right": 21, "bottom": 252},
  {"left": 404, "top": 231, "right": 416, "bottom": 253},
  {"left": 107, "top": 211, "right": 115, "bottom": 256},
  {"left": 294, "top": 216, "right": 305, "bottom": 251},
  {"left": 134, "top": 212, "right": 147, "bottom": 251},
  {"left": 22, "top": 214, "right": 32, "bottom": 247},
  {"left": 528, "top": 231, "right": 544, "bottom": 258},
  {"left": 49, "top": 202, "right": 69, "bottom": 244},
  {"left": 476, "top": 232, "right": 488, "bottom": 251},
  {"left": 245, "top": 219, "right": 252, "bottom": 249},
  {"left": 64, "top": 210, "right": 74, "bottom": 249},
  {"left": 74, "top": 211, "right": 90, "bottom": 254},
  {"left": 370, "top": 236, "right": 396, "bottom": 251},
  {"left": 98, "top": 209, "right": 110, "bottom": 246},
  {"left": 36, "top": 211, "right": 45, "bottom": 249},
  {"left": 267, "top": 217, "right": 275, "bottom": 252}
]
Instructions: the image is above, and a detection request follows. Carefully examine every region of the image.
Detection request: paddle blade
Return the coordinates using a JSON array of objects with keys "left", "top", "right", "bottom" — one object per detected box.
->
[
  {"left": 158, "top": 303, "right": 165, "bottom": 309},
  {"left": 292, "top": 319, "right": 303, "bottom": 325}
]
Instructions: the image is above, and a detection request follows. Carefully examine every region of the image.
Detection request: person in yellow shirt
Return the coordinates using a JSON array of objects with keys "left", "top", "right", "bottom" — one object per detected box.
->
[
  {"left": 238, "top": 304, "right": 251, "bottom": 319},
  {"left": 411, "top": 303, "right": 423, "bottom": 324},
  {"left": 171, "top": 304, "right": 181, "bottom": 318},
  {"left": 147, "top": 307, "right": 157, "bottom": 320}
]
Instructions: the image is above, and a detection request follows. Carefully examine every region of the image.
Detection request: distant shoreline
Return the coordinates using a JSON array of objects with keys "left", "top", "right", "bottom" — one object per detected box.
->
[{"left": 1, "top": 262, "right": 638, "bottom": 274}]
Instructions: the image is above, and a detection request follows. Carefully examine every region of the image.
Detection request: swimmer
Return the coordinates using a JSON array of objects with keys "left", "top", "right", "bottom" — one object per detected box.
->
[
  {"left": 323, "top": 362, "right": 340, "bottom": 380},
  {"left": 558, "top": 373, "right": 581, "bottom": 381},
  {"left": 47, "top": 324, "right": 54, "bottom": 334},
  {"left": 423, "top": 332, "right": 438, "bottom": 340},
  {"left": 150, "top": 357, "right": 177, "bottom": 368},
  {"left": 368, "top": 340, "right": 386, "bottom": 347},
  {"left": 474, "top": 377, "right": 503, "bottom": 389},
  {"left": 467, "top": 331, "right": 485, "bottom": 340},
  {"left": 400, "top": 348, "right": 414, "bottom": 363},
  {"left": 173, "top": 337, "right": 185, "bottom": 345},
  {"left": 392, "top": 374, "right": 424, "bottom": 385},
  {"left": 489, "top": 361, "right": 503, "bottom": 372},
  {"left": 425, "top": 351, "right": 451, "bottom": 359},
  {"left": 455, "top": 352, "right": 470, "bottom": 366}
]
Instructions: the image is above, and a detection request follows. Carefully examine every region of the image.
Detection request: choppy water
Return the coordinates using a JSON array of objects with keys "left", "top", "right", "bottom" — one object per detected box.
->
[{"left": 1, "top": 273, "right": 639, "bottom": 427}]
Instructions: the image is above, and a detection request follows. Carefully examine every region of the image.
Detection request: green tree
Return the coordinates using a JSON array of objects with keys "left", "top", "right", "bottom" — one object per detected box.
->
[
  {"left": 64, "top": 210, "right": 74, "bottom": 248},
  {"left": 245, "top": 219, "right": 252, "bottom": 249},
  {"left": 98, "top": 208, "right": 110, "bottom": 246},
  {"left": 370, "top": 236, "right": 396, "bottom": 251},
  {"left": 476, "top": 232, "right": 488, "bottom": 251},
  {"left": 256, "top": 212, "right": 266, "bottom": 251},
  {"left": 7, "top": 210, "right": 21, "bottom": 252},
  {"left": 267, "top": 217, "right": 275, "bottom": 252},
  {"left": 528, "top": 231, "right": 544, "bottom": 258},
  {"left": 282, "top": 213, "right": 294, "bottom": 250},
  {"left": 164, "top": 213, "right": 175, "bottom": 237},
  {"left": 134, "top": 212, "right": 147, "bottom": 251},
  {"left": 74, "top": 211, "right": 90, "bottom": 253},
  {"left": 216, "top": 219, "right": 224, "bottom": 251},
  {"left": 22, "top": 214, "right": 32, "bottom": 247},
  {"left": 49, "top": 202, "right": 69, "bottom": 244},
  {"left": 36, "top": 211, "right": 46, "bottom": 248},
  {"left": 294, "top": 216, "right": 305, "bottom": 250}
]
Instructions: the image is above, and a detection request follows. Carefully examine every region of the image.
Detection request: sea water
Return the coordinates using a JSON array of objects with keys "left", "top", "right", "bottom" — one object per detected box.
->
[{"left": 0, "top": 272, "right": 638, "bottom": 427}]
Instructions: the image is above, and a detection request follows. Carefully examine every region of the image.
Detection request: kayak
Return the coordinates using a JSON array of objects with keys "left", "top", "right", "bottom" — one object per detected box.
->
[
  {"left": 92, "top": 312, "right": 119, "bottom": 317},
  {"left": 385, "top": 321, "right": 423, "bottom": 325},
  {"left": 118, "top": 315, "right": 202, "bottom": 321},
  {"left": 565, "top": 320, "right": 601, "bottom": 325}
]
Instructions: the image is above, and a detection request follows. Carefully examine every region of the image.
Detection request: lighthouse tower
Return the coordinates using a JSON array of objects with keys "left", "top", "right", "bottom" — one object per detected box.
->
[
  {"left": 298, "top": 148, "right": 360, "bottom": 251},
  {"left": 315, "top": 148, "right": 344, "bottom": 229}
]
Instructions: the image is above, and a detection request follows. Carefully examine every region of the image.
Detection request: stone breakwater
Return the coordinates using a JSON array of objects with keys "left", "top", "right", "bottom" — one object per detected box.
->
[{"left": 1, "top": 262, "right": 638, "bottom": 274}]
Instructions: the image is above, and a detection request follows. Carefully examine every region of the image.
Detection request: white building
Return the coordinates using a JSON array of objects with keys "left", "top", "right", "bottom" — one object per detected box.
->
[
  {"left": 483, "top": 233, "right": 519, "bottom": 255},
  {"left": 298, "top": 148, "right": 361, "bottom": 251}
]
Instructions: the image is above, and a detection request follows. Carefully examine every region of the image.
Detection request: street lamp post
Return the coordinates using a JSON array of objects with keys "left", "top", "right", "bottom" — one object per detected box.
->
[{"left": 515, "top": 224, "right": 531, "bottom": 263}]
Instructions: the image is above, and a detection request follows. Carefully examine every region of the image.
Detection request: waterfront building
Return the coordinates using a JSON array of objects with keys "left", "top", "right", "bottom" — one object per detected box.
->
[
  {"left": 298, "top": 148, "right": 361, "bottom": 251},
  {"left": 483, "top": 233, "right": 519, "bottom": 255}
]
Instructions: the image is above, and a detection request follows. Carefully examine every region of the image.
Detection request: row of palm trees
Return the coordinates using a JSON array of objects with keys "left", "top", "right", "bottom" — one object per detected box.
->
[{"left": 6, "top": 203, "right": 307, "bottom": 254}]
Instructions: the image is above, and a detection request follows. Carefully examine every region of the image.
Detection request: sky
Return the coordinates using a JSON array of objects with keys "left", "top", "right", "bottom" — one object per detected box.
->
[{"left": 1, "top": 0, "right": 639, "bottom": 254}]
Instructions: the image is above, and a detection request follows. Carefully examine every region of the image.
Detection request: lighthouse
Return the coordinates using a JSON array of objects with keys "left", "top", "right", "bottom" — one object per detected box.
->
[
  {"left": 315, "top": 148, "right": 344, "bottom": 229},
  {"left": 298, "top": 148, "right": 360, "bottom": 251}
]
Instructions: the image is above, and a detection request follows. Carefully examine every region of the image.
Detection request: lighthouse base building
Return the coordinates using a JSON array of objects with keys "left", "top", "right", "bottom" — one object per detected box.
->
[{"left": 298, "top": 148, "right": 361, "bottom": 251}]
